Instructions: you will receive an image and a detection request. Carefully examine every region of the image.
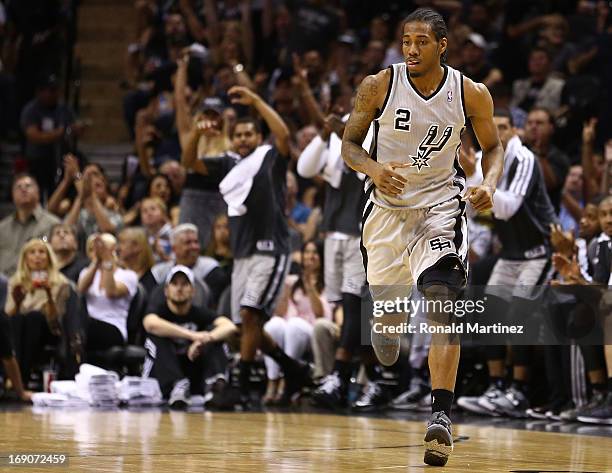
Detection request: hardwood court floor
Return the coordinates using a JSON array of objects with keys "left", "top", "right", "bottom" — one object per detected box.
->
[{"left": 0, "top": 407, "right": 610, "bottom": 472}]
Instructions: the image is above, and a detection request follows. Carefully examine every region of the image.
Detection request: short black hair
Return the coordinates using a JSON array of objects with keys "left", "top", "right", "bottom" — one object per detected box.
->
[
  {"left": 403, "top": 8, "right": 448, "bottom": 63},
  {"left": 231, "top": 117, "right": 262, "bottom": 137},
  {"left": 493, "top": 107, "right": 514, "bottom": 127}
]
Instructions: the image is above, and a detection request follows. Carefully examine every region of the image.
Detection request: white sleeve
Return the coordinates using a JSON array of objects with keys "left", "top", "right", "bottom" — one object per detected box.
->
[
  {"left": 492, "top": 189, "right": 524, "bottom": 221},
  {"left": 491, "top": 154, "right": 534, "bottom": 220},
  {"left": 297, "top": 135, "right": 327, "bottom": 178}
]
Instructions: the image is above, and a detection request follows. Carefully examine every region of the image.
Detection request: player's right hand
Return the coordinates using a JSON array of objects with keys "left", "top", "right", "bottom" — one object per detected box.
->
[{"left": 371, "top": 161, "right": 408, "bottom": 196}]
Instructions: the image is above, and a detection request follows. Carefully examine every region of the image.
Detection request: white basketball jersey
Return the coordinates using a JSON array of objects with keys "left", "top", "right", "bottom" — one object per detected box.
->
[{"left": 367, "top": 63, "right": 467, "bottom": 209}]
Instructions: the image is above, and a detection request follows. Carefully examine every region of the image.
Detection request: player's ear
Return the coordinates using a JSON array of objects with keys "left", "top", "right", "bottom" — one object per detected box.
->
[{"left": 439, "top": 37, "right": 448, "bottom": 59}]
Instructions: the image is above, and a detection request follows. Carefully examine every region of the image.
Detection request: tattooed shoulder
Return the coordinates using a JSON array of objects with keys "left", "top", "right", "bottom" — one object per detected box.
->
[{"left": 354, "top": 69, "right": 388, "bottom": 113}]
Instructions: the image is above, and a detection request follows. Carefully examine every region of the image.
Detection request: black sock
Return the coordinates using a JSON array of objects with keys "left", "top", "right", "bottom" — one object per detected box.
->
[
  {"left": 431, "top": 389, "right": 454, "bottom": 416},
  {"left": 267, "top": 345, "right": 298, "bottom": 374},
  {"left": 333, "top": 360, "right": 352, "bottom": 386},
  {"left": 608, "top": 377, "right": 612, "bottom": 392},
  {"left": 365, "top": 363, "right": 383, "bottom": 382},
  {"left": 491, "top": 376, "right": 505, "bottom": 390},
  {"left": 238, "top": 360, "right": 255, "bottom": 396},
  {"left": 592, "top": 382, "right": 606, "bottom": 394}
]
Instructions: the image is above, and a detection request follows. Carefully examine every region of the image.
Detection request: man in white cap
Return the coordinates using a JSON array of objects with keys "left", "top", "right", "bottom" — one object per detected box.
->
[{"left": 142, "top": 265, "right": 237, "bottom": 409}]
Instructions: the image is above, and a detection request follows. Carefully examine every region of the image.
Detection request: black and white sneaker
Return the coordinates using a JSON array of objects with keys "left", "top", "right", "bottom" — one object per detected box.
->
[
  {"left": 169, "top": 378, "right": 190, "bottom": 410},
  {"left": 389, "top": 377, "right": 431, "bottom": 411},
  {"left": 457, "top": 384, "right": 504, "bottom": 416},
  {"left": 491, "top": 385, "right": 529, "bottom": 418},
  {"left": 423, "top": 411, "right": 453, "bottom": 466},
  {"left": 352, "top": 381, "right": 391, "bottom": 412},
  {"left": 311, "top": 372, "right": 347, "bottom": 409},
  {"left": 577, "top": 393, "right": 612, "bottom": 425}
]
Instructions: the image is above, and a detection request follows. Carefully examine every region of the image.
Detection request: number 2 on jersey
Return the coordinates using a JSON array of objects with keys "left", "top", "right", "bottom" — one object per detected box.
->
[{"left": 394, "top": 108, "right": 411, "bottom": 132}]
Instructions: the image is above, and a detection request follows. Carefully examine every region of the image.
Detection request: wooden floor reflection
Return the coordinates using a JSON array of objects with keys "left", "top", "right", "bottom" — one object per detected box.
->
[{"left": 0, "top": 408, "right": 611, "bottom": 472}]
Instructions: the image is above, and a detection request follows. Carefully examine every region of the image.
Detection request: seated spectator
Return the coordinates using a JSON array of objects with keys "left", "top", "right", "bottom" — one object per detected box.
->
[
  {"left": 205, "top": 214, "right": 233, "bottom": 269},
  {"left": 152, "top": 224, "right": 228, "bottom": 307},
  {"left": 20, "top": 74, "right": 83, "bottom": 199},
  {"left": 65, "top": 166, "right": 123, "bottom": 242},
  {"left": 142, "top": 265, "right": 237, "bottom": 408},
  {"left": 49, "top": 223, "right": 88, "bottom": 283},
  {"left": 4, "top": 239, "right": 72, "bottom": 384},
  {"left": 523, "top": 107, "right": 571, "bottom": 213},
  {"left": 123, "top": 173, "right": 179, "bottom": 227},
  {"left": 511, "top": 47, "right": 565, "bottom": 114},
  {"left": 140, "top": 197, "right": 173, "bottom": 263},
  {"left": 47, "top": 153, "right": 84, "bottom": 218},
  {"left": 0, "top": 274, "right": 32, "bottom": 402},
  {"left": 118, "top": 227, "right": 157, "bottom": 293},
  {"left": 460, "top": 33, "right": 503, "bottom": 90},
  {"left": 78, "top": 233, "right": 138, "bottom": 351},
  {"left": 0, "top": 173, "right": 60, "bottom": 276},
  {"left": 263, "top": 241, "right": 332, "bottom": 404}
]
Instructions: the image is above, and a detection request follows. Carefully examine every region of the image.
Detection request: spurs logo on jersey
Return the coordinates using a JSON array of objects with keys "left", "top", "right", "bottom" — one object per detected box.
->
[
  {"left": 367, "top": 63, "right": 467, "bottom": 209},
  {"left": 410, "top": 124, "right": 453, "bottom": 172}
]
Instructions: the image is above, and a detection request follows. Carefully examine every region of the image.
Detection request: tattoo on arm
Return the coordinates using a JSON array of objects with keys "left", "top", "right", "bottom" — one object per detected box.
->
[{"left": 342, "top": 75, "right": 381, "bottom": 174}]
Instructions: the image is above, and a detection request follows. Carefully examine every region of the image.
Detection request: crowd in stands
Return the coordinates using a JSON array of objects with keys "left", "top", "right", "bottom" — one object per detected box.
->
[{"left": 0, "top": 0, "right": 611, "bottom": 424}]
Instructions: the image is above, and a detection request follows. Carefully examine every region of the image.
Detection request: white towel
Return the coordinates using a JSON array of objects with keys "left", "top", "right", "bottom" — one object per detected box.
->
[
  {"left": 219, "top": 144, "right": 272, "bottom": 216},
  {"left": 322, "top": 115, "right": 371, "bottom": 189}
]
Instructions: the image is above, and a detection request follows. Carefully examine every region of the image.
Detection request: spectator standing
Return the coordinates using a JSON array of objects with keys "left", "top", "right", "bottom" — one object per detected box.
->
[
  {"left": 523, "top": 107, "right": 571, "bottom": 213},
  {"left": 20, "top": 74, "right": 82, "bottom": 199}
]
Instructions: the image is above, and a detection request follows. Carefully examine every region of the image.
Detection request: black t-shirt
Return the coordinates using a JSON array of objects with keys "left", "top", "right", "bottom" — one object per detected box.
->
[
  {"left": 185, "top": 153, "right": 238, "bottom": 191},
  {"left": 60, "top": 256, "right": 89, "bottom": 283},
  {"left": 147, "top": 300, "right": 217, "bottom": 352},
  {"left": 226, "top": 146, "right": 290, "bottom": 258}
]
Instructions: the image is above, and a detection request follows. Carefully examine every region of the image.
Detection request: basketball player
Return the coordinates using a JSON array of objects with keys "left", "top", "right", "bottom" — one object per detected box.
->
[{"left": 341, "top": 8, "right": 504, "bottom": 466}]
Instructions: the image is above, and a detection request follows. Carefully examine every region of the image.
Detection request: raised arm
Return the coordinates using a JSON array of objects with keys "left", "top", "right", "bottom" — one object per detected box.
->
[
  {"left": 175, "top": 54, "right": 193, "bottom": 148},
  {"left": 463, "top": 77, "right": 504, "bottom": 211},
  {"left": 229, "top": 86, "right": 290, "bottom": 156},
  {"left": 341, "top": 70, "right": 408, "bottom": 196}
]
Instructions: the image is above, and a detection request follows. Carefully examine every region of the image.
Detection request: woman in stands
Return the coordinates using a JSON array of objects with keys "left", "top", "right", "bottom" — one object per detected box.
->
[
  {"left": 118, "top": 227, "right": 157, "bottom": 293},
  {"left": 175, "top": 50, "right": 235, "bottom": 249},
  {"left": 78, "top": 233, "right": 138, "bottom": 351},
  {"left": 4, "top": 239, "right": 72, "bottom": 384},
  {"left": 263, "top": 240, "right": 332, "bottom": 404}
]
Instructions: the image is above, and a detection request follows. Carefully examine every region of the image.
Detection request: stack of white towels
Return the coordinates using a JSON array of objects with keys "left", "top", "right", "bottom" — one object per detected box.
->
[{"left": 32, "top": 364, "right": 162, "bottom": 408}]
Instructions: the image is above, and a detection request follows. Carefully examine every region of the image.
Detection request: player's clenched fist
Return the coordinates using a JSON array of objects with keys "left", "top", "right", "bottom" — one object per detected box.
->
[
  {"left": 371, "top": 161, "right": 409, "bottom": 196},
  {"left": 464, "top": 184, "right": 495, "bottom": 211}
]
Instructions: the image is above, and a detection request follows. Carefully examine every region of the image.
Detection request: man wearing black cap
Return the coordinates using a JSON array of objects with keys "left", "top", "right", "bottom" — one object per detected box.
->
[
  {"left": 142, "top": 265, "right": 238, "bottom": 409},
  {"left": 20, "top": 74, "right": 82, "bottom": 199}
]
